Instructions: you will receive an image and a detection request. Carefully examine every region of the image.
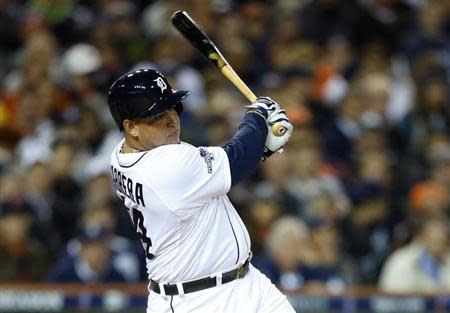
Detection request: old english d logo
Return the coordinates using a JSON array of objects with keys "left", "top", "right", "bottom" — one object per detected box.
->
[{"left": 154, "top": 77, "right": 167, "bottom": 93}]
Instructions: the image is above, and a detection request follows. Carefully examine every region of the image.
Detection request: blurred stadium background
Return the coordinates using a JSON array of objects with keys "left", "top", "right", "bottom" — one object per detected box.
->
[{"left": 0, "top": 0, "right": 449, "bottom": 312}]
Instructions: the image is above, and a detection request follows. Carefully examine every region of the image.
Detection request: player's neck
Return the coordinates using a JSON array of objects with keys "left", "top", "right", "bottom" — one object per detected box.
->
[{"left": 122, "top": 139, "right": 144, "bottom": 153}]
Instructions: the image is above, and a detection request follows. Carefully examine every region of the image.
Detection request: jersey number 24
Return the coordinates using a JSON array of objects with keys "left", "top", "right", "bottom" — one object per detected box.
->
[{"left": 130, "top": 206, "right": 155, "bottom": 260}]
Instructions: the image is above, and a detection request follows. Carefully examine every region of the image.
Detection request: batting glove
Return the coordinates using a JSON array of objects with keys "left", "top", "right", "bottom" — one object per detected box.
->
[
  {"left": 262, "top": 109, "right": 294, "bottom": 161},
  {"left": 245, "top": 96, "right": 280, "bottom": 120}
]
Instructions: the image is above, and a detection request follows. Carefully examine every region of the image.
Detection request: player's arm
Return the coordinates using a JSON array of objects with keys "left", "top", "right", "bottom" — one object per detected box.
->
[{"left": 222, "top": 97, "right": 293, "bottom": 186}]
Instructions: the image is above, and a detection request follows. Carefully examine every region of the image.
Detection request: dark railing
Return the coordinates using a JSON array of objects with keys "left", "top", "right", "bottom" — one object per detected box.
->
[{"left": 1, "top": 284, "right": 450, "bottom": 312}]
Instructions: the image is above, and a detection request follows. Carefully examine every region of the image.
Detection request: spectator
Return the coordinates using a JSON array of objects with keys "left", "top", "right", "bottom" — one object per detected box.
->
[
  {"left": 23, "top": 162, "right": 54, "bottom": 225},
  {"left": 341, "top": 181, "right": 391, "bottom": 284},
  {"left": 397, "top": 62, "right": 449, "bottom": 170},
  {"left": 54, "top": 203, "right": 145, "bottom": 282},
  {"left": 48, "top": 224, "right": 127, "bottom": 283},
  {"left": 286, "top": 134, "right": 347, "bottom": 217},
  {"left": 409, "top": 180, "right": 448, "bottom": 218},
  {"left": 253, "top": 152, "right": 300, "bottom": 215},
  {"left": 319, "top": 86, "right": 363, "bottom": 166},
  {"left": 402, "top": 0, "right": 450, "bottom": 68},
  {"left": 253, "top": 216, "right": 311, "bottom": 292},
  {"left": 0, "top": 128, "right": 20, "bottom": 173},
  {"left": 307, "top": 219, "right": 351, "bottom": 292},
  {"left": 245, "top": 197, "right": 283, "bottom": 257},
  {"left": 306, "top": 190, "right": 349, "bottom": 228},
  {"left": 379, "top": 218, "right": 450, "bottom": 293},
  {"left": 0, "top": 200, "right": 49, "bottom": 281},
  {"left": 50, "top": 138, "right": 83, "bottom": 244},
  {"left": 428, "top": 134, "right": 450, "bottom": 196}
]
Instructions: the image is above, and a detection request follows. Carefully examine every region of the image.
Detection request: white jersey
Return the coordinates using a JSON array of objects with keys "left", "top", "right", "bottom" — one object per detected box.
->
[{"left": 110, "top": 139, "right": 251, "bottom": 283}]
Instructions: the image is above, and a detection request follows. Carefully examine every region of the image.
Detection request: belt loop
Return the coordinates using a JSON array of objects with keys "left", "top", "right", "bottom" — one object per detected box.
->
[
  {"left": 176, "top": 282, "right": 185, "bottom": 295},
  {"left": 147, "top": 282, "right": 152, "bottom": 294},
  {"left": 236, "top": 265, "right": 242, "bottom": 278},
  {"left": 158, "top": 282, "right": 166, "bottom": 296},
  {"left": 216, "top": 272, "right": 222, "bottom": 286}
]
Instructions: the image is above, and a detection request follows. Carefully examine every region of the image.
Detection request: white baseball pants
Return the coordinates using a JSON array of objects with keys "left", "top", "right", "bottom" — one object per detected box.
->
[{"left": 147, "top": 264, "right": 296, "bottom": 313}]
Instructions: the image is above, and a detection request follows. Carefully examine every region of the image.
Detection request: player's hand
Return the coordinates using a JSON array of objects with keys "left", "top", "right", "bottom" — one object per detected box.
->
[
  {"left": 245, "top": 96, "right": 280, "bottom": 119},
  {"left": 262, "top": 109, "right": 293, "bottom": 161}
]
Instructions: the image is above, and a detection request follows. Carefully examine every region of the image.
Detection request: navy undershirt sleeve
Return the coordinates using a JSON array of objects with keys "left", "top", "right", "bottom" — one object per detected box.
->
[{"left": 222, "top": 112, "right": 268, "bottom": 186}]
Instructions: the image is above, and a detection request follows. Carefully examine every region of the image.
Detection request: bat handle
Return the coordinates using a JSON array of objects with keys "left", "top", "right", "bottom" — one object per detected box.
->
[
  {"left": 221, "top": 65, "right": 288, "bottom": 137},
  {"left": 221, "top": 65, "right": 256, "bottom": 102}
]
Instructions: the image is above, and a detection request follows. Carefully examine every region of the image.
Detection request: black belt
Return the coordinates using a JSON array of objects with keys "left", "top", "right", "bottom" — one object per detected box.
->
[{"left": 150, "top": 259, "right": 250, "bottom": 296}]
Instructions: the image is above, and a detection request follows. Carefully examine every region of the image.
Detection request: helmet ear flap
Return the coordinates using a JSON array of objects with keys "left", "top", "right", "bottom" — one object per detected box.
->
[
  {"left": 108, "top": 99, "right": 125, "bottom": 131},
  {"left": 175, "top": 101, "right": 183, "bottom": 116}
]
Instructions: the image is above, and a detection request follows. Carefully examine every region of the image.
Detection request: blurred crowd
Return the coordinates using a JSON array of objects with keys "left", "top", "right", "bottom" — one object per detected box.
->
[{"left": 0, "top": 0, "right": 450, "bottom": 295}]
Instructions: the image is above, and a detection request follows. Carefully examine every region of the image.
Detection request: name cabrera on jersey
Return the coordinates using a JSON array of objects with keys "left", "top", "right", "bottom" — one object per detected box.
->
[
  {"left": 110, "top": 140, "right": 251, "bottom": 283},
  {"left": 111, "top": 167, "right": 145, "bottom": 206}
]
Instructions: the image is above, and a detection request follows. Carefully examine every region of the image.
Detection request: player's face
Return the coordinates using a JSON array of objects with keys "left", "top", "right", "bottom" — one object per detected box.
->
[{"left": 133, "top": 108, "right": 181, "bottom": 149}]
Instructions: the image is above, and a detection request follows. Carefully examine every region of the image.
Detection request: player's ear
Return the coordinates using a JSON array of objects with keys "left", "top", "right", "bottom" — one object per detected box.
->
[{"left": 123, "top": 119, "right": 139, "bottom": 137}]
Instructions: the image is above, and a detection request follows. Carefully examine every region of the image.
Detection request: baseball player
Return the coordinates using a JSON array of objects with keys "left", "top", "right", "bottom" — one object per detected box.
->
[{"left": 108, "top": 68, "right": 295, "bottom": 313}]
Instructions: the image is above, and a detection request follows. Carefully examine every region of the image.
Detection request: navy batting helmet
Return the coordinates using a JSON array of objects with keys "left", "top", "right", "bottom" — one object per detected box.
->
[{"left": 108, "top": 69, "right": 190, "bottom": 130}]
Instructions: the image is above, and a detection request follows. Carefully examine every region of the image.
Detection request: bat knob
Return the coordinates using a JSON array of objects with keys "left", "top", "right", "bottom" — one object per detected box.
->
[{"left": 272, "top": 123, "right": 287, "bottom": 137}]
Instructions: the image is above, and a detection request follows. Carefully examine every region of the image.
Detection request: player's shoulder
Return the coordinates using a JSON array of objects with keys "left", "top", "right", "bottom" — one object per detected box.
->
[
  {"left": 153, "top": 143, "right": 224, "bottom": 159},
  {"left": 110, "top": 141, "right": 195, "bottom": 168},
  {"left": 111, "top": 141, "right": 224, "bottom": 170},
  {"left": 150, "top": 143, "right": 227, "bottom": 172},
  {"left": 148, "top": 142, "right": 202, "bottom": 163},
  {"left": 153, "top": 142, "right": 195, "bottom": 152}
]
